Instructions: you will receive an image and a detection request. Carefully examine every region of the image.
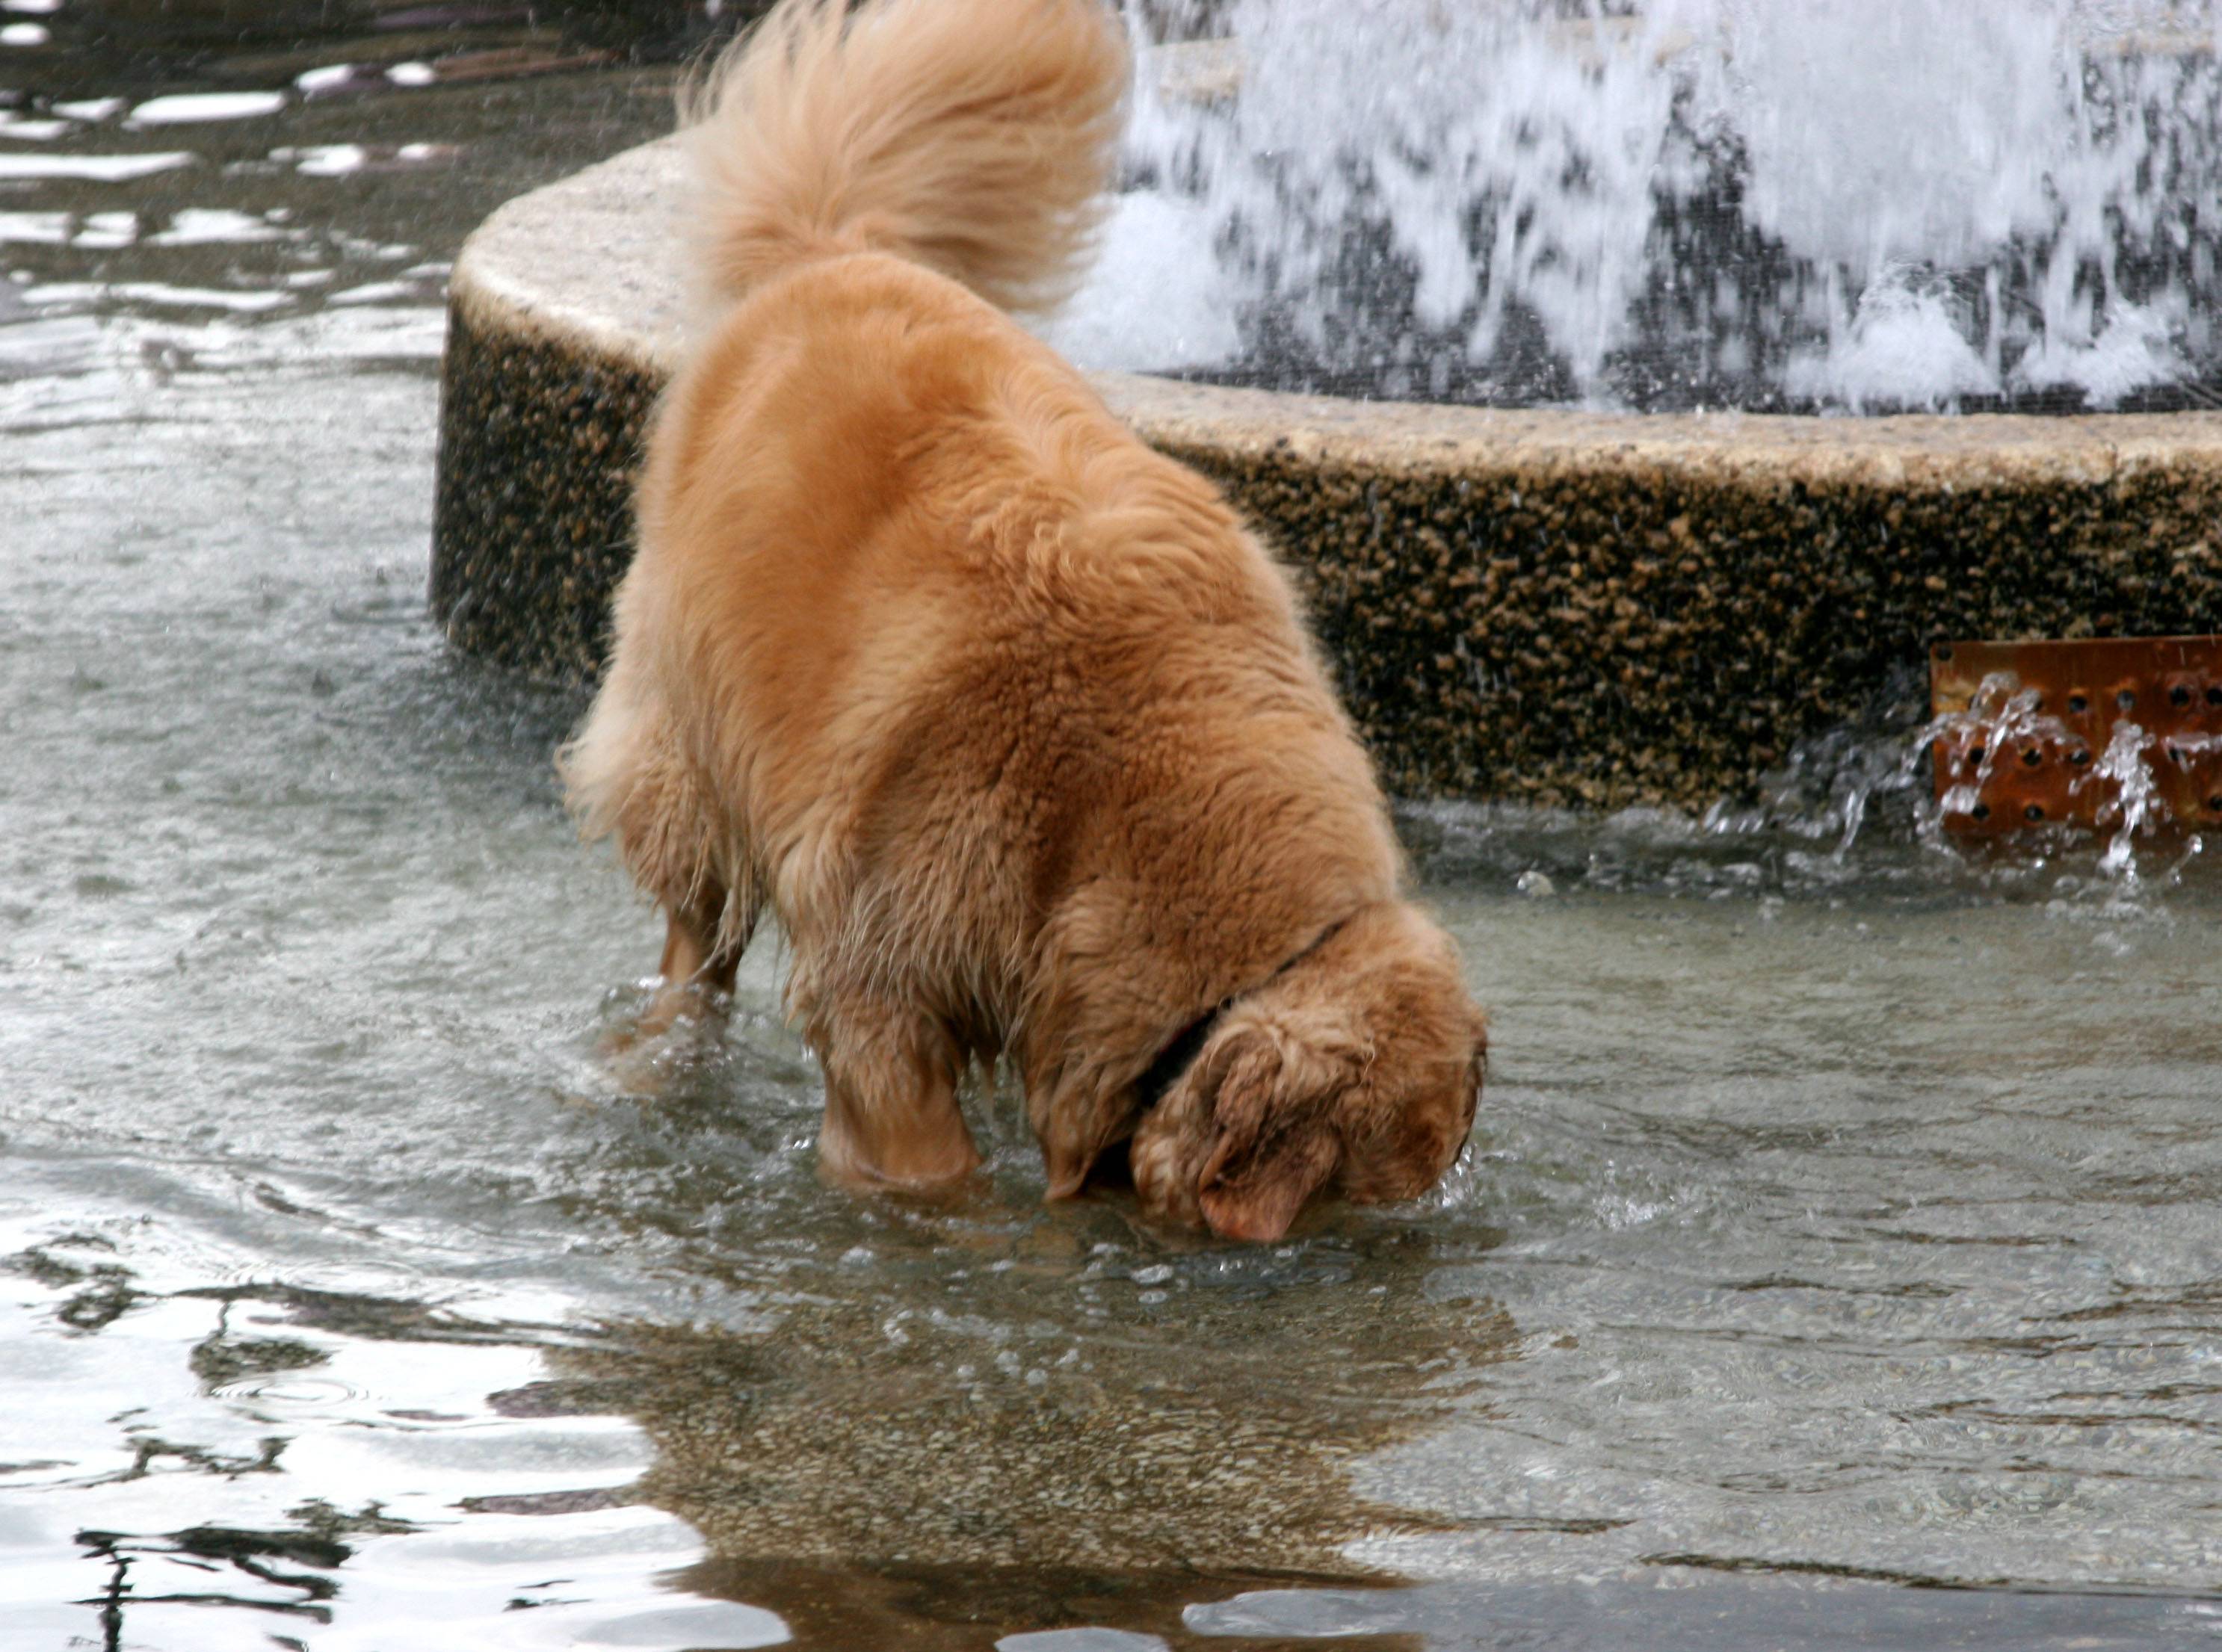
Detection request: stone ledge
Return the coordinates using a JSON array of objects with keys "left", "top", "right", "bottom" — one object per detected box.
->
[{"left": 431, "top": 137, "right": 2222, "bottom": 809}]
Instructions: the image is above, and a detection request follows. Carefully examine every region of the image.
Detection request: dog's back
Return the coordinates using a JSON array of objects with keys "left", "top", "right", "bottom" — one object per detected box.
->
[
  {"left": 564, "top": 0, "right": 1133, "bottom": 953},
  {"left": 566, "top": 0, "right": 1390, "bottom": 969}
]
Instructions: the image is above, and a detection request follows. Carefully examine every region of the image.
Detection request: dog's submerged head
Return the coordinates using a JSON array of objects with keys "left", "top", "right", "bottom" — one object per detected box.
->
[{"left": 1128, "top": 902, "right": 1486, "bottom": 1242}]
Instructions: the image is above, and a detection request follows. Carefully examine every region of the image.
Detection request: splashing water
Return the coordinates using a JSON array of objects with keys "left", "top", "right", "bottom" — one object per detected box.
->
[
  {"left": 1067, "top": 0, "right": 2222, "bottom": 412},
  {"left": 1916, "top": 672, "right": 2062, "bottom": 827},
  {"left": 1895, "top": 673, "right": 2211, "bottom": 881},
  {"left": 2087, "top": 720, "right": 2162, "bottom": 877}
]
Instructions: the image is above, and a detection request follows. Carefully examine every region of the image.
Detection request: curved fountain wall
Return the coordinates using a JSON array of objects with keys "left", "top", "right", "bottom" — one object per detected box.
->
[{"left": 431, "top": 29, "right": 2222, "bottom": 812}]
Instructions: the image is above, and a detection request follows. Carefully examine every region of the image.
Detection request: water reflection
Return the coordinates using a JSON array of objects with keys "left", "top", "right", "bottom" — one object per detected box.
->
[
  {"left": 0, "top": 1191, "right": 1509, "bottom": 1649},
  {"left": 14, "top": 0, "right": 729, "bottom": 98},
  {"left": 1, "top": 1214, "right": 725, "bottom": 1651},
  {"left": 0, "top": 0, "right": 747, "bottom": 347},
  {"left": 559, "top": 1228, "right": 1511, "bottom": 1577}
]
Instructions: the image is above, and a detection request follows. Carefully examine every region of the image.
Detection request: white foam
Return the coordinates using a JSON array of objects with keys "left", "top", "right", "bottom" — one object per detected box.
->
[
  {"left": 295, "top": 63, "right": 359, "bottom": 93},
  {"left": 72, "top": 211, "right": 135, "bottom": 250},
  {"left": 0, "top": 210, "right": 69, "bottom": 246},
  {"left": 14, "top": 279, "right": 101, "bottom": 306},
  {"left": 0, "top": 151, "right": 191, "bottom": 181},
  {"left": 72, "top": 214, "right": 134, "bottom": 253},
  {"left": 1044, "top": 192, "right": 1239, "bottom": 371},
  {"left": 0, "top": 113, "right": 70, "bottom": 140},
  {"left": 290, "top": 142, "right": 368, "bottom": 176},
  {"left": 128, "top": 90, "right": 287, "bottom": 126},
  {"left": 1783, "top": 267, "right": 2001, "bottom": 412},
  {"left": 289, "top": 303, "right": 446, "bottom": 360},
  {"left": 24, "top": 282, "right": 293, "bottom": 314},
  {"left": 327, "top": 280, "right": 424, "bottom": 307},
  {"left": 0, "top": 20, "right": 48, "bottom": 45},
  {"left": 1099, "top": 3, "right": 1688, "bottom": 386},
  {"left": 2012, "top": 301, "right": 2185, "bottom": 406},
  {"left": 1682, "top": 0, "right": 2070, "bottom": 273},
  {"left": 146, "top": 207, "right": 289, "bottom": 247}
]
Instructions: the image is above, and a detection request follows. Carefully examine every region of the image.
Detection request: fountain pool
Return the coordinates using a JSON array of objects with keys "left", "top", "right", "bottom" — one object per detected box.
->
[{"left": 9, "top": 3, "right": 2222, "bottom": 1648}]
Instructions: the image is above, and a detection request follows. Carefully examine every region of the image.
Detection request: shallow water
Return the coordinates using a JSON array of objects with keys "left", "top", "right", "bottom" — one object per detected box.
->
[{"left": 8, "top": 10, "right": 2222, "bottom": 1652}]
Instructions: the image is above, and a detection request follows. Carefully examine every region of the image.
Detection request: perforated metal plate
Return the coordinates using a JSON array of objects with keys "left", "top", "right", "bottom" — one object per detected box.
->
[{"left": 1929, "top": 636, "right": 2222, "bottom": 836}]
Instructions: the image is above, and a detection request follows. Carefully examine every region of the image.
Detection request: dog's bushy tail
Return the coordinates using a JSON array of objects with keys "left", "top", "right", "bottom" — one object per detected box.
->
[{"left": 680, "top": 0, "right": 1130, "bottom": 317}]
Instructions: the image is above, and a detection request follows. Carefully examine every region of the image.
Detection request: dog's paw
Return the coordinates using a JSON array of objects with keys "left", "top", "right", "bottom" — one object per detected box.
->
[
  {"left": 815, "top": 1121, "right": 984, "bottom": 1193},
  {"left": 592, "top": 983, "right": 732, "bottom": 1102}
]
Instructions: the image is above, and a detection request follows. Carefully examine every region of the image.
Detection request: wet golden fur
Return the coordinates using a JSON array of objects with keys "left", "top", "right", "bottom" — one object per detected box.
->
[{"left": 562, "top": 0, "right": 1486, "bottom": 1240}]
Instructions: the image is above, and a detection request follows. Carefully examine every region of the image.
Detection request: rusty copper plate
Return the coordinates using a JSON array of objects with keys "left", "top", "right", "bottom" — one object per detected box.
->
[{"left": 1928, "top": 636, "right": 2222, "bottom": 836}]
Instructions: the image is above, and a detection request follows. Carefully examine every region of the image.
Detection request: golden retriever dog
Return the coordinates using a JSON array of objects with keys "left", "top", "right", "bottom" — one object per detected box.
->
[{"left": 561, "top": 0, "right": 1487, "bottom": 1241}]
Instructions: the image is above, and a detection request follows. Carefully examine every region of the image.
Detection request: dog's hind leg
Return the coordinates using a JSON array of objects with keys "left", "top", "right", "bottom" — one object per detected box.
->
[
  {"left": 810, "top": 997, "right": 981, "bottom": 1189},
  {"left": 658, "top": 897, "right": 738, "bottom": 997},
  {"left": 636, "top": 872, "right": 759, "bottom": 1042},
  {"left": 564, "top": 693, "right": 767, "bottom": 1042}
]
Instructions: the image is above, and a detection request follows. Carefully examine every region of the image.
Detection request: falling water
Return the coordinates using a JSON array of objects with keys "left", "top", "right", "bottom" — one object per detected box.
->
[
  {"left": 2089, "top": 720, "right": 2162, "bottom": 877},
  {"left": 1865, "top": 671, "right": 2215, "bottom": 882},
  {"left": 1060, "top": 0, "right": 2222, "bottom": 413}
]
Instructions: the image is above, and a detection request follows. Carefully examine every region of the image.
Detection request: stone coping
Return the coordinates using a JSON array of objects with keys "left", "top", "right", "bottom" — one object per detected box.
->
[{"left": 433, "top": 136, "right": 2222, "bottom": 810}]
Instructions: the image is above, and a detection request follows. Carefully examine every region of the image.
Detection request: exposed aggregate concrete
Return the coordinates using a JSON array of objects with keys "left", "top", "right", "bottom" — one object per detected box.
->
[{"left": 433, "top": 300, "right": 659, "bottom": 682}]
